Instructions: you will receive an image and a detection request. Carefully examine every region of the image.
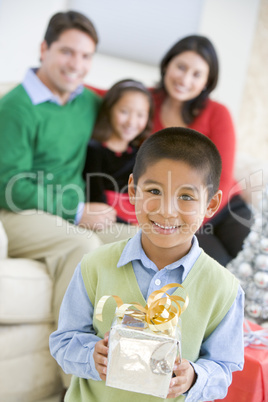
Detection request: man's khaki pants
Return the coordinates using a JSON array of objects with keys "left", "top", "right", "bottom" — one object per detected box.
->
[{"left": 0, "top": 209, "right": 138, "bottom": 387}]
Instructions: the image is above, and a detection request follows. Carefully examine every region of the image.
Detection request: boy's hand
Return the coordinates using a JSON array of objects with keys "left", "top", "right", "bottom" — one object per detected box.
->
[
  {"left": 93, "top": 332, "right": 109, "bottom": 381},
  {"left": 167, "top": 358, "right": 197, "bottom": 399}
]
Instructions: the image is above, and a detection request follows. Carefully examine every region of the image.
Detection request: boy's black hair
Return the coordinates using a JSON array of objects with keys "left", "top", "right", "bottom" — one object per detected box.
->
[
  {"left": 133, "top": 127, "right": 222, "bottom": 200},
  {"left": 44, "top": 10, "right": 98, "bottom": 47}
]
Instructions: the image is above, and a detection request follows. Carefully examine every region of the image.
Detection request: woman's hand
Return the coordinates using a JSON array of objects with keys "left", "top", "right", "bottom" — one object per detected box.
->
[
  {"left": 166, "top": 358, "right": 197, "bottom": 399},
  {"left": 93, "top": 332, "right": 109, "bottom": 381}
]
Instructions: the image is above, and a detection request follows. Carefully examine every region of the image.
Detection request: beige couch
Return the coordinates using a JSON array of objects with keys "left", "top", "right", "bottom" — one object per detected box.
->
[{"left": 0, "top": 221, "right": 62, "bottom": 402}]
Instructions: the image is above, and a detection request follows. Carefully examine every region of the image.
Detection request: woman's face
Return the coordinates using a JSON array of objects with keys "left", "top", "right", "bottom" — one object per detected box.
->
[{"left": 163, "top": 51, "right": 210, "bottom": 103}]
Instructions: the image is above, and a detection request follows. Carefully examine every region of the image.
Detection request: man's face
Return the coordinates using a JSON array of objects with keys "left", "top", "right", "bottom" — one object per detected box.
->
[{"left": 38, "top": 28, "right": 96, "bottom": 103}]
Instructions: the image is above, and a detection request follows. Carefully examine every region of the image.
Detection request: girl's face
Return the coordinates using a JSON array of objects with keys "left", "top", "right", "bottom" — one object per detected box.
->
[
  {"left": 163, "top": 51, "right": 209, "bottom": 103},
  {"left": 110, "top": 91, "right": 150, "bottom": 143}
]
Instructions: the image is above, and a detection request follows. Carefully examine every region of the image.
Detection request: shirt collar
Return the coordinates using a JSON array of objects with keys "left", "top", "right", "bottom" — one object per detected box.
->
[
  {"left": 21, "top": 68, "right": 84, "bottom": 105},
  {"left": 118, "top": 230, "right": 201, "bottom": 281}
]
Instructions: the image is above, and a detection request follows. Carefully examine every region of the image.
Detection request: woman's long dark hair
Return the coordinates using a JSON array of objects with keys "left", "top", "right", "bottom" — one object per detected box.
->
[
  {"left": 92, "top": 79, "right": 154, "bottom": 147},
  {"left": 155, "top": 35, "right": 219, "bottom": 125}
]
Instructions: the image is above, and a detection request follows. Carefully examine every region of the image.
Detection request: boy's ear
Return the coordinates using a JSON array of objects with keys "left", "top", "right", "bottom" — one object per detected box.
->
[
  {"left": 128, "top": 174, "right": 136, "bottom": 205},
  {"left": 205, "top": 190, "right": 222, "bottom": 218}
]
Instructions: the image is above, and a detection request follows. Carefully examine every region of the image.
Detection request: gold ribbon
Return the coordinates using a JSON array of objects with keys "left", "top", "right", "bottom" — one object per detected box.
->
[{"left": 96, "top": 283, "right": 189, "bottom": 334}]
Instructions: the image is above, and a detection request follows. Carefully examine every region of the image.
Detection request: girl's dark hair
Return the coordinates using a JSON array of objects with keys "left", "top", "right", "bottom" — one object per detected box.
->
[
  {"left": 92, "top": 79, "right": 154, "bottom": 147},
  {"left": 44, "top": 10, "right": 98, "bottom": 46},
  {"left": 155, "top": 35, "right": 219, "bottom": 125}
]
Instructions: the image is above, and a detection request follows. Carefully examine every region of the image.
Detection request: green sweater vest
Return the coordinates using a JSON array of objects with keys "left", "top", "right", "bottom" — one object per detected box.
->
[
  {"left": 0, "top": 84, "right": 101, "bottom": 221},
  {"left": 65, "top": 240, "right": 239, "bottom": 402}
]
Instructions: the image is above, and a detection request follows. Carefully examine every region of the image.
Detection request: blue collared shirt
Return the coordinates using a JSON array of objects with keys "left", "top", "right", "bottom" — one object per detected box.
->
[
  {"left": 119, "top": 231, "right": 201, "bottom": 298},
  {"left": 22, "top": 68, "right": 85, "bottom": 223},
  {"left": 50, "top": 232, "right": 244, "bottom": 401},
  {"left": 22, "top": 68, "right": 84, "bottom": 105}
]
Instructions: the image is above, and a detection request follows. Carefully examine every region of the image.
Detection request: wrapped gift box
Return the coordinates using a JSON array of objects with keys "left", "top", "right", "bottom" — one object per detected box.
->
[
  {"left": 106, "top": 314, "right": 181, "bottom": 398},
  {"left": 214, "top": 320, "right": 268, "bottom": 402},
  {"left": 96, "top": 283, "right": 188, "bottom": 398}
]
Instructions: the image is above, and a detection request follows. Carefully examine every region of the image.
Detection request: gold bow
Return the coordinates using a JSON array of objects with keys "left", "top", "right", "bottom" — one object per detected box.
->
[{"left": 96, "top": 283, "right": 189, "bottom": 334}]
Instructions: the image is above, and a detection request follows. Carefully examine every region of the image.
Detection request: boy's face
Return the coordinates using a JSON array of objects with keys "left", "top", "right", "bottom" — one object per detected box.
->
[{"left": 129, "top": 159, "right": 221, "bottom": 264}]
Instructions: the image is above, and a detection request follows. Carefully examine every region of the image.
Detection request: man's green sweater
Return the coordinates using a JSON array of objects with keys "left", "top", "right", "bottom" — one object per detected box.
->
[{"left": 0, "top": 84, "right": 101, "bottom": 221}]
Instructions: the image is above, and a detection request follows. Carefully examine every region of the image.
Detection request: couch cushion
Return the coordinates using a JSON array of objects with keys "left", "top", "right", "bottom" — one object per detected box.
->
[
  {"left": 0, "top": 259, "right": 53, "bottom": 323},
  {"left": 0, "top": 347, "right": 62, "bottom": 402},
  {"left": 0, "top": 324, "right": 62, "bottom": 402},
  {"left": 0, "top": 323, "right": 55, "bottom": 359}
]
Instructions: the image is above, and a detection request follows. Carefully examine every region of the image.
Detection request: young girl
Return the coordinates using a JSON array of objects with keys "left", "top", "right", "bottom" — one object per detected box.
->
[{"left": 83, "top": 79, "right": 153, "bottom": 225}]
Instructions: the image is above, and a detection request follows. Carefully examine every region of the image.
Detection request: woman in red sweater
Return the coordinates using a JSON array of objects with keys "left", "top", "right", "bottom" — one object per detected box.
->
[{"left": 151, "top": 35, "right": 252, "bottom": 265}]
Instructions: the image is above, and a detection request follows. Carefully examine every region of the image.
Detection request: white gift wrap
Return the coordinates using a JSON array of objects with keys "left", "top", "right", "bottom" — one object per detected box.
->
[{"left": 106, "top": 315, "right": 181, "bottom": 398}]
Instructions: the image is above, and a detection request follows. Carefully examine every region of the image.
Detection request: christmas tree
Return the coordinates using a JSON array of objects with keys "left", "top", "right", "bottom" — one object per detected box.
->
[{"left": 227, "top": 193, "right": 268, "bottom": 327}]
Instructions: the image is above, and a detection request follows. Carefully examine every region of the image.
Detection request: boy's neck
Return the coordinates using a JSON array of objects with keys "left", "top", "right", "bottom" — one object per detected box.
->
[{"left": 141, "top": 235, "right": 192, "bottom": 270}]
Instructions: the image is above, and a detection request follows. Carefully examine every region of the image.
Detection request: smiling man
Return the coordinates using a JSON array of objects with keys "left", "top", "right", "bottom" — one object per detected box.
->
[
  {"left": 37, "top": 25, "right": 96, "bottom": 104},
  {"left": 0, "top": 11, "right": 132, "bottom": 363}
]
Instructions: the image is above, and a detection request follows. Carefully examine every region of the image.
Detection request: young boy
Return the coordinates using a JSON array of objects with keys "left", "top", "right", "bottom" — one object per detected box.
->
[{"left": 50, "top": 127, "right": 244, "bottom": 401}]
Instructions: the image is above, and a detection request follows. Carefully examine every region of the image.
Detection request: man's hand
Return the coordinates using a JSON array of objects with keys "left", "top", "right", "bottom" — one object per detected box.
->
[
  {"left": 79, "top": 202, "right": 116, "bottom": 230},
  {"left": 167, "top": 358, "right": 197, "bottom": 398},
  {"left": 93, "top": 332, "right": 109, "bottom": 381}
]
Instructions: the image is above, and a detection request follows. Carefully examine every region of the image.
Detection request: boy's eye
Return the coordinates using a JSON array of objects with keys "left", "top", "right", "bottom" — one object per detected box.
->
[
  {"left": 179, "top": 194, "right": 193, "bottom": 201},
  {"left": 149, "top": 189, "right": 161, "bottom": 195}
]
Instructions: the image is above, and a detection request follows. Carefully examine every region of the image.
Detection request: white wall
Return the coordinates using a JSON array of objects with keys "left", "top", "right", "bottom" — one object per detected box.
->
[
  {"left": 70, "top": 0, "right": 203, "bottom": 65},
  {"left": 0, "top": 0, "right": 67, "bottom": 81},
  {"left": 85, "top": 53, "right": 159, "bottom": 92},
  {"left": 199, "top": 0, "right": 260, "bottom": 121},
  {"left": 0, "top": 0, "right": 261, "bottom": 122}
]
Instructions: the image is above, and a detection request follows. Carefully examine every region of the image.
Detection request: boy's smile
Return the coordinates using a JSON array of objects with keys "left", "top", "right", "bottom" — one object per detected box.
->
[{"left": 129, "top": 159, "right": 221, "bottom": 268}]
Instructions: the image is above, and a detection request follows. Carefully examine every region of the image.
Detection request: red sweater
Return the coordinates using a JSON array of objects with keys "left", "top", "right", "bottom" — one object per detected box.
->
[{"left": 151, "top": 90, "right": 240, "bottom": 215}]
